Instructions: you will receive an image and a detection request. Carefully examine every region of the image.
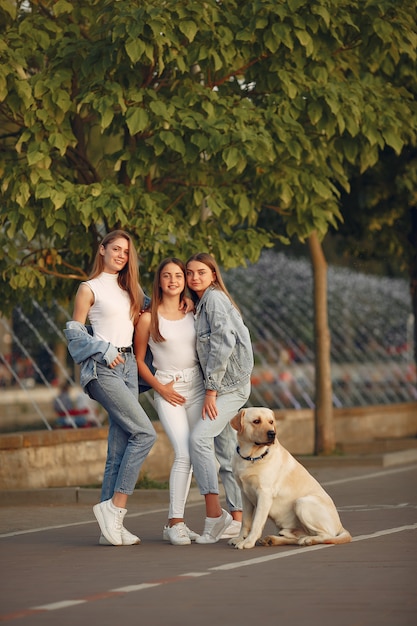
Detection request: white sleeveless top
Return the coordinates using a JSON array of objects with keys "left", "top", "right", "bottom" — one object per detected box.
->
[
  {"left": 148, "top": 312, "right": 198, "bottom": 371},
  {"left": 84, "top": 272, "right": 133, "bottom": 347}
]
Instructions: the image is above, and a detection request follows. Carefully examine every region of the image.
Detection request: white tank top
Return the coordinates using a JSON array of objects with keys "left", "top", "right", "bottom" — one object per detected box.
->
[
  {"left": 84, "top": 272, "right": 134, "bottom": 347},
  {"left": 148, "top": 312, "right": 198, "bottom": 371}
]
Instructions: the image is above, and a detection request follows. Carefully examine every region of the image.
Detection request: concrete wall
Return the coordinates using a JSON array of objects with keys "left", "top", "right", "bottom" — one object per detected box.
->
[{"left": 0, "top": 403, "right": 416, "bottom": 490}]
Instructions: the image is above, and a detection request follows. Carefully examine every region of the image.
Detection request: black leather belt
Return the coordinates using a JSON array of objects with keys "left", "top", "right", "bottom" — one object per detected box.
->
[{"left": 117, "top": 346, "right": 133, "bottom": 353}]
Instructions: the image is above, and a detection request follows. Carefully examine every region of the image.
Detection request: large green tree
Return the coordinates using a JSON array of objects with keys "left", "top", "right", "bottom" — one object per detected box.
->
[
  {"left": 332, "top": 147, "right": 417, "bottom": 360},
  {"left": 1, "top": 0, "right": 416, "bottom": 451}
]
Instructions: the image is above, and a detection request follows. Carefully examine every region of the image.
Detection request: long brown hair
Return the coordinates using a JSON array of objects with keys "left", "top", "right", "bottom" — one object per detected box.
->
[
  {"left": 186, "top": 252, "right": 240, "bottom": 311},
  {"left": 149, "top": 257, "right": 186, "bottom": 342},
  {"left": 89, "top": 230, "right": 144, "bottom": 324}
]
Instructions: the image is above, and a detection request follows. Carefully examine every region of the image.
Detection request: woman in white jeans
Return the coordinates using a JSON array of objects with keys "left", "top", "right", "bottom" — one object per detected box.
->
[{"left": 134, "top": 258, "right": 205, "bottom": 545}]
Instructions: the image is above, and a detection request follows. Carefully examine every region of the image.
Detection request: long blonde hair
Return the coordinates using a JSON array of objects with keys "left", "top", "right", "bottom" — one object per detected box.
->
[
  {"left": 186, "top": 252, "right": 240, "bottom": 311},
  {"left": 89, "top": 230, "right": 144, "bottom": 324},
  {"left": 149, "top": 257, "right": 186, "bottom": 342}
]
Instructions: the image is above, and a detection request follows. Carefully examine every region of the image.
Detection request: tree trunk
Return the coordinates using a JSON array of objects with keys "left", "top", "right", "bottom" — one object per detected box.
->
[
  {"left": 409, "top": 207, "right": 417, "bottom": 375},
  {"left": 308, "top": 231, "right": 335, "bottom": 454}
]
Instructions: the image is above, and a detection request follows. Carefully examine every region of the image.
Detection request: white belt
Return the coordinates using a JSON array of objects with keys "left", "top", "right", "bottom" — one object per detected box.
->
[{"left": 156, "top": 365, "right": 201, "bottom": 383}]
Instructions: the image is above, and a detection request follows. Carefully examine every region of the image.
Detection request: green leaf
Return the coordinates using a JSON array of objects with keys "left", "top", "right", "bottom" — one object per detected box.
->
[
  {"left": 0, "top": 71, "right": 7, "bottom": 101},
  {"left": 53, "top": 0, "right": 74, "bottom": 16},
  {"left": 126, "top": 108, "right": 149, "bottom": 135},
  {"left": 288, "top": 0, "right": 307, "bottom": 11},
  {"left": 264, "top": 29, "right": 281, "bottom": 54},
  {"left": 15, "top": 80, "right": 33, "bottom": 107},
  {"left": 295, "top": 29, "right": 313, "bottom": 51},
  {"left": 54, "top": 220, "right": 68, "bottom": 238},
  {"left": 160, "top": 130, "right": 186, "bottom": 156},
  {"left": 27, "top": 149, "right": 46, "bottom": 167},
  {"left": 50, "top": 190, "right": 67, "bottom": 210},
  {"left": 15, "top": 182, "right": 31, "bottom": 208},
  {"left": 311, "top": 5, "right": 330, "bottom": 28},
  {"left": 125, "top": 38, "right": 145, "bottom": 64},
  {"left": 222, "top": 147, "right": 241, "bottom": 170},
  {"left": 272, "top": 22, "right": 294, "bottom": 51},
  {"left": 22, "top": 219, "right": 36, "bottom": 241},
  {"left": 382, "top": 129, "right": 404, "bottom": 154},
  {"left": 35, "top": 182, "right": 51, "bottom": 199},
  {"left": 179, "top": 20, "right": 198, "bottom": 43},
  {"left": 308, "top": 101, "right": 322, "bottom": 125},
  {"left": 312, "top": 179, "right": 332, "bottom": 200}
]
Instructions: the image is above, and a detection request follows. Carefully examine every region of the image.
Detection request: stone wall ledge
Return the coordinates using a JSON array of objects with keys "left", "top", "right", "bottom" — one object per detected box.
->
[
  {"left": 0, "top": 426, "right": 108, "bottom": 451},
  {"left": 0, "top": 402, "right": 416, "bottom": 490}
]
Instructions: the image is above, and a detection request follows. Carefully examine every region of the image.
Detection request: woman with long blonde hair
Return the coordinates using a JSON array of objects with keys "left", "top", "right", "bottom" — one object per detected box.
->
[{"left": 65, "top": 230, "right": 156, "bottom": 546}]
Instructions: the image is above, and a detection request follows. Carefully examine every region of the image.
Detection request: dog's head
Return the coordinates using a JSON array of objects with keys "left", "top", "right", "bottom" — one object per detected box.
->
[{"left": 230, "top": 407, "right": 277, "bottom": 447}]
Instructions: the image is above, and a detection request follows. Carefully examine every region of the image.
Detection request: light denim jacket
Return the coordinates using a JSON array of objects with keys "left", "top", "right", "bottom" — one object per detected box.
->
[
  {"left": 194, "top": 286, "right": 253, "bottom": 394},
  {"left": 64, "top": 296, "right": 150, "bottom": 392},
  {"left": 64, "top": 321, "right": 120, "bottom": 391}
]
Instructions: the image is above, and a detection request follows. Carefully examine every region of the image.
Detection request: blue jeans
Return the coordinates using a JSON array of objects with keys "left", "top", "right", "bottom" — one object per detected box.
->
[
  {"left": 190, "top": 381, "right": 251, "bottom": 512},
  {"left": 86, "top": 353, "right": 156, "bottom": 500}
]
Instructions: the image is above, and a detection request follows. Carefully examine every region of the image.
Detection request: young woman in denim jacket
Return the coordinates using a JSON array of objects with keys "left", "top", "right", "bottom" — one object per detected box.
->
[
  {"left": 65, "top": 230, "right": 157, "bottom": 547},
  {"left": 134, "top": 258, "right": 204, "bottom": 546},
  {"left": 185, "top": 253, "right": 254, "bottom": 543}
]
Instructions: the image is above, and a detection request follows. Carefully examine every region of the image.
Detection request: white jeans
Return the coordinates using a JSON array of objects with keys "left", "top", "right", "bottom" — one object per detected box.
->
[{"left": 154, "top": 366, "right": 205, "bottom": 519}]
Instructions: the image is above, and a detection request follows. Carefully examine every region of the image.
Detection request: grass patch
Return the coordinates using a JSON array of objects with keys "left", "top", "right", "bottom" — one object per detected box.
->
[{"left": 137, "top": 474, "right": 169, "bottom": 490}]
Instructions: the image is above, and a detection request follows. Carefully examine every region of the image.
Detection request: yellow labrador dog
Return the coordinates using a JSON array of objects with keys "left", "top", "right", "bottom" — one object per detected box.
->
[{"left": 229, "top": 407, "right": 352, "bottom": 549}]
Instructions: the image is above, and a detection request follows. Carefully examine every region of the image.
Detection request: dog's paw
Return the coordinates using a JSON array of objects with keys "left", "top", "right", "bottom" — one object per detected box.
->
[
  {"left": 233, "top": 538, "right": 256, "bottom": 549},
  {"left": 258, "top": 535, "right": 274, "bottom": 546},
  {"left": 298, "top": 536, "right": 314, "bottom": 546},
  {"left": 228, "top": 533, "right": 248, "bottom": 547},
  {"left": 298, "top": 536, "right": 316, "bottom": 546}
]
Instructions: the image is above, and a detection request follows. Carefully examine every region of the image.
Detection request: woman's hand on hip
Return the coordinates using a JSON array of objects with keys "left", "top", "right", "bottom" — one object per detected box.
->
[
  {"left": 109, "top": 353, "right": 125, "bottom": 369},
  {"left": 160, "top": 381, "right": 186, "bottom": 406},
  {"left": 202, "top": 394, "right": 218, "bottom": 420}
]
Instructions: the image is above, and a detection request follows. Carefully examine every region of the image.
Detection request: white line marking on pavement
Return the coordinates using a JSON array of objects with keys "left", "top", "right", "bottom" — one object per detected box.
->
[
  {"left": 0, "top": 523, "right": 415, "bottom": 623},
  {"left": 338, "top": 503, "right": 417, "bottom": 511},
  {"left": 32, "top": 600, "right": 86, "bottom": 611},
  {"left": 111, "top": 583, "right": 160, "bottom": 593},
  {"left": 0, "top": 465, "right": 416, "bottom": 539},
  {"left": 210, "top": 523, "right": 417, "bottom": 570},
  {"left": 323, "top": 464, "right": 417, "bottom": 486},
  {"left": 210, "top": 544, "right": 327, "bottom": 570},
  {"left": 0, "top": 507, "right": 169, "bottom": 538},
  {"left": 352, "top": 523, "right": 417, "bottom": 541}
]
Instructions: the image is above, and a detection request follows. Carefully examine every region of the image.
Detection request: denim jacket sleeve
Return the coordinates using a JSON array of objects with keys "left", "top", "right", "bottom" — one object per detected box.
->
[
  {"left": 64, "top": 321, "right": 119, "bottom": 366},
  {"left": 195, "top": 288, "right": 253, "bottom": 393}
]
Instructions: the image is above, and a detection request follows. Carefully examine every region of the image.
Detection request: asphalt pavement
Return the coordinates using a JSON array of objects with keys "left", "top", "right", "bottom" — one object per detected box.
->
[{"left": 0, "top": 453, "right": 416, "bottom": 626}]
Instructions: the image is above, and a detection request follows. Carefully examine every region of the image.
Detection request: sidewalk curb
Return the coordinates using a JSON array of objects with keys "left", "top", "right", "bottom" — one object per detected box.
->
[{"left": 1, "top": 450, "right": 417, "bottom": 507}]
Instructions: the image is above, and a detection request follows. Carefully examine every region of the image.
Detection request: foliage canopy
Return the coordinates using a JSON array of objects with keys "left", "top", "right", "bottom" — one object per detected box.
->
[{"left": 1, "top": 0, "right": 416, "bottom": 311}]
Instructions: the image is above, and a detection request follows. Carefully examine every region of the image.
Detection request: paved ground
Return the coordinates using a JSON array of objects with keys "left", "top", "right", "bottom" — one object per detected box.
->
[{"left": 0, "top": 456, "right": 416, "bottom": 626}]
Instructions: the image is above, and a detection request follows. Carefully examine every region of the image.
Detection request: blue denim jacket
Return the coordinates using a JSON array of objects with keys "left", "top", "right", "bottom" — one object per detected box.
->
[
  {"left": 194, "top": 287, "right": 253, "bottom": 394},
  {"left": 64, "top": 321, "right": 120, "bottom": 391},
  {"left": 64, "top": 296, "right": 151, "bottom": 392}
]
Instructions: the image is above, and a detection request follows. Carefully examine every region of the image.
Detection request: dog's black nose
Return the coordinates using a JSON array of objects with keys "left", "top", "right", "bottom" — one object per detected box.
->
[{"left": 267, "top": 430, "right": 275, "bottom": 441}]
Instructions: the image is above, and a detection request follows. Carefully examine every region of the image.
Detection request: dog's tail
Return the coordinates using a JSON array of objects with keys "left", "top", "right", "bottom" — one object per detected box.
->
[{"left": 324, "top": 528, "right": 352, "bottom": 544}]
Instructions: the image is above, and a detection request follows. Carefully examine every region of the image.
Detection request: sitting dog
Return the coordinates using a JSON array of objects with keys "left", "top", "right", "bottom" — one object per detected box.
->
[{"left": 229, "top": 407, "right": 352, "bottom": 549}]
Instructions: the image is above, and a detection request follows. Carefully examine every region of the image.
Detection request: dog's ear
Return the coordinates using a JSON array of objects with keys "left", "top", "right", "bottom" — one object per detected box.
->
[{"left": 230, "top": 409, "right": 245, "bottom": 433}]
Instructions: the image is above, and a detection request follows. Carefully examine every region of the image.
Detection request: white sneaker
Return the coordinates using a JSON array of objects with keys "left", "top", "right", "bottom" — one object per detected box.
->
[
  {"left": 163, "top": 522, "right": 192, "bottom": 546},
  {"left": 196, "top": 509, "right": 232, "bottom": 544},
  {"left": 93, "top": 499, "right": 126, "bottom": 546},
  {"left": 99, "top": 526, "right": 141, "bottom": 546},
  {"left": 162, "top": 524, "right": 200, "bottom": 542},
  {"left": 220, "top": 520, "right": 242, "bottom": 539}
]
